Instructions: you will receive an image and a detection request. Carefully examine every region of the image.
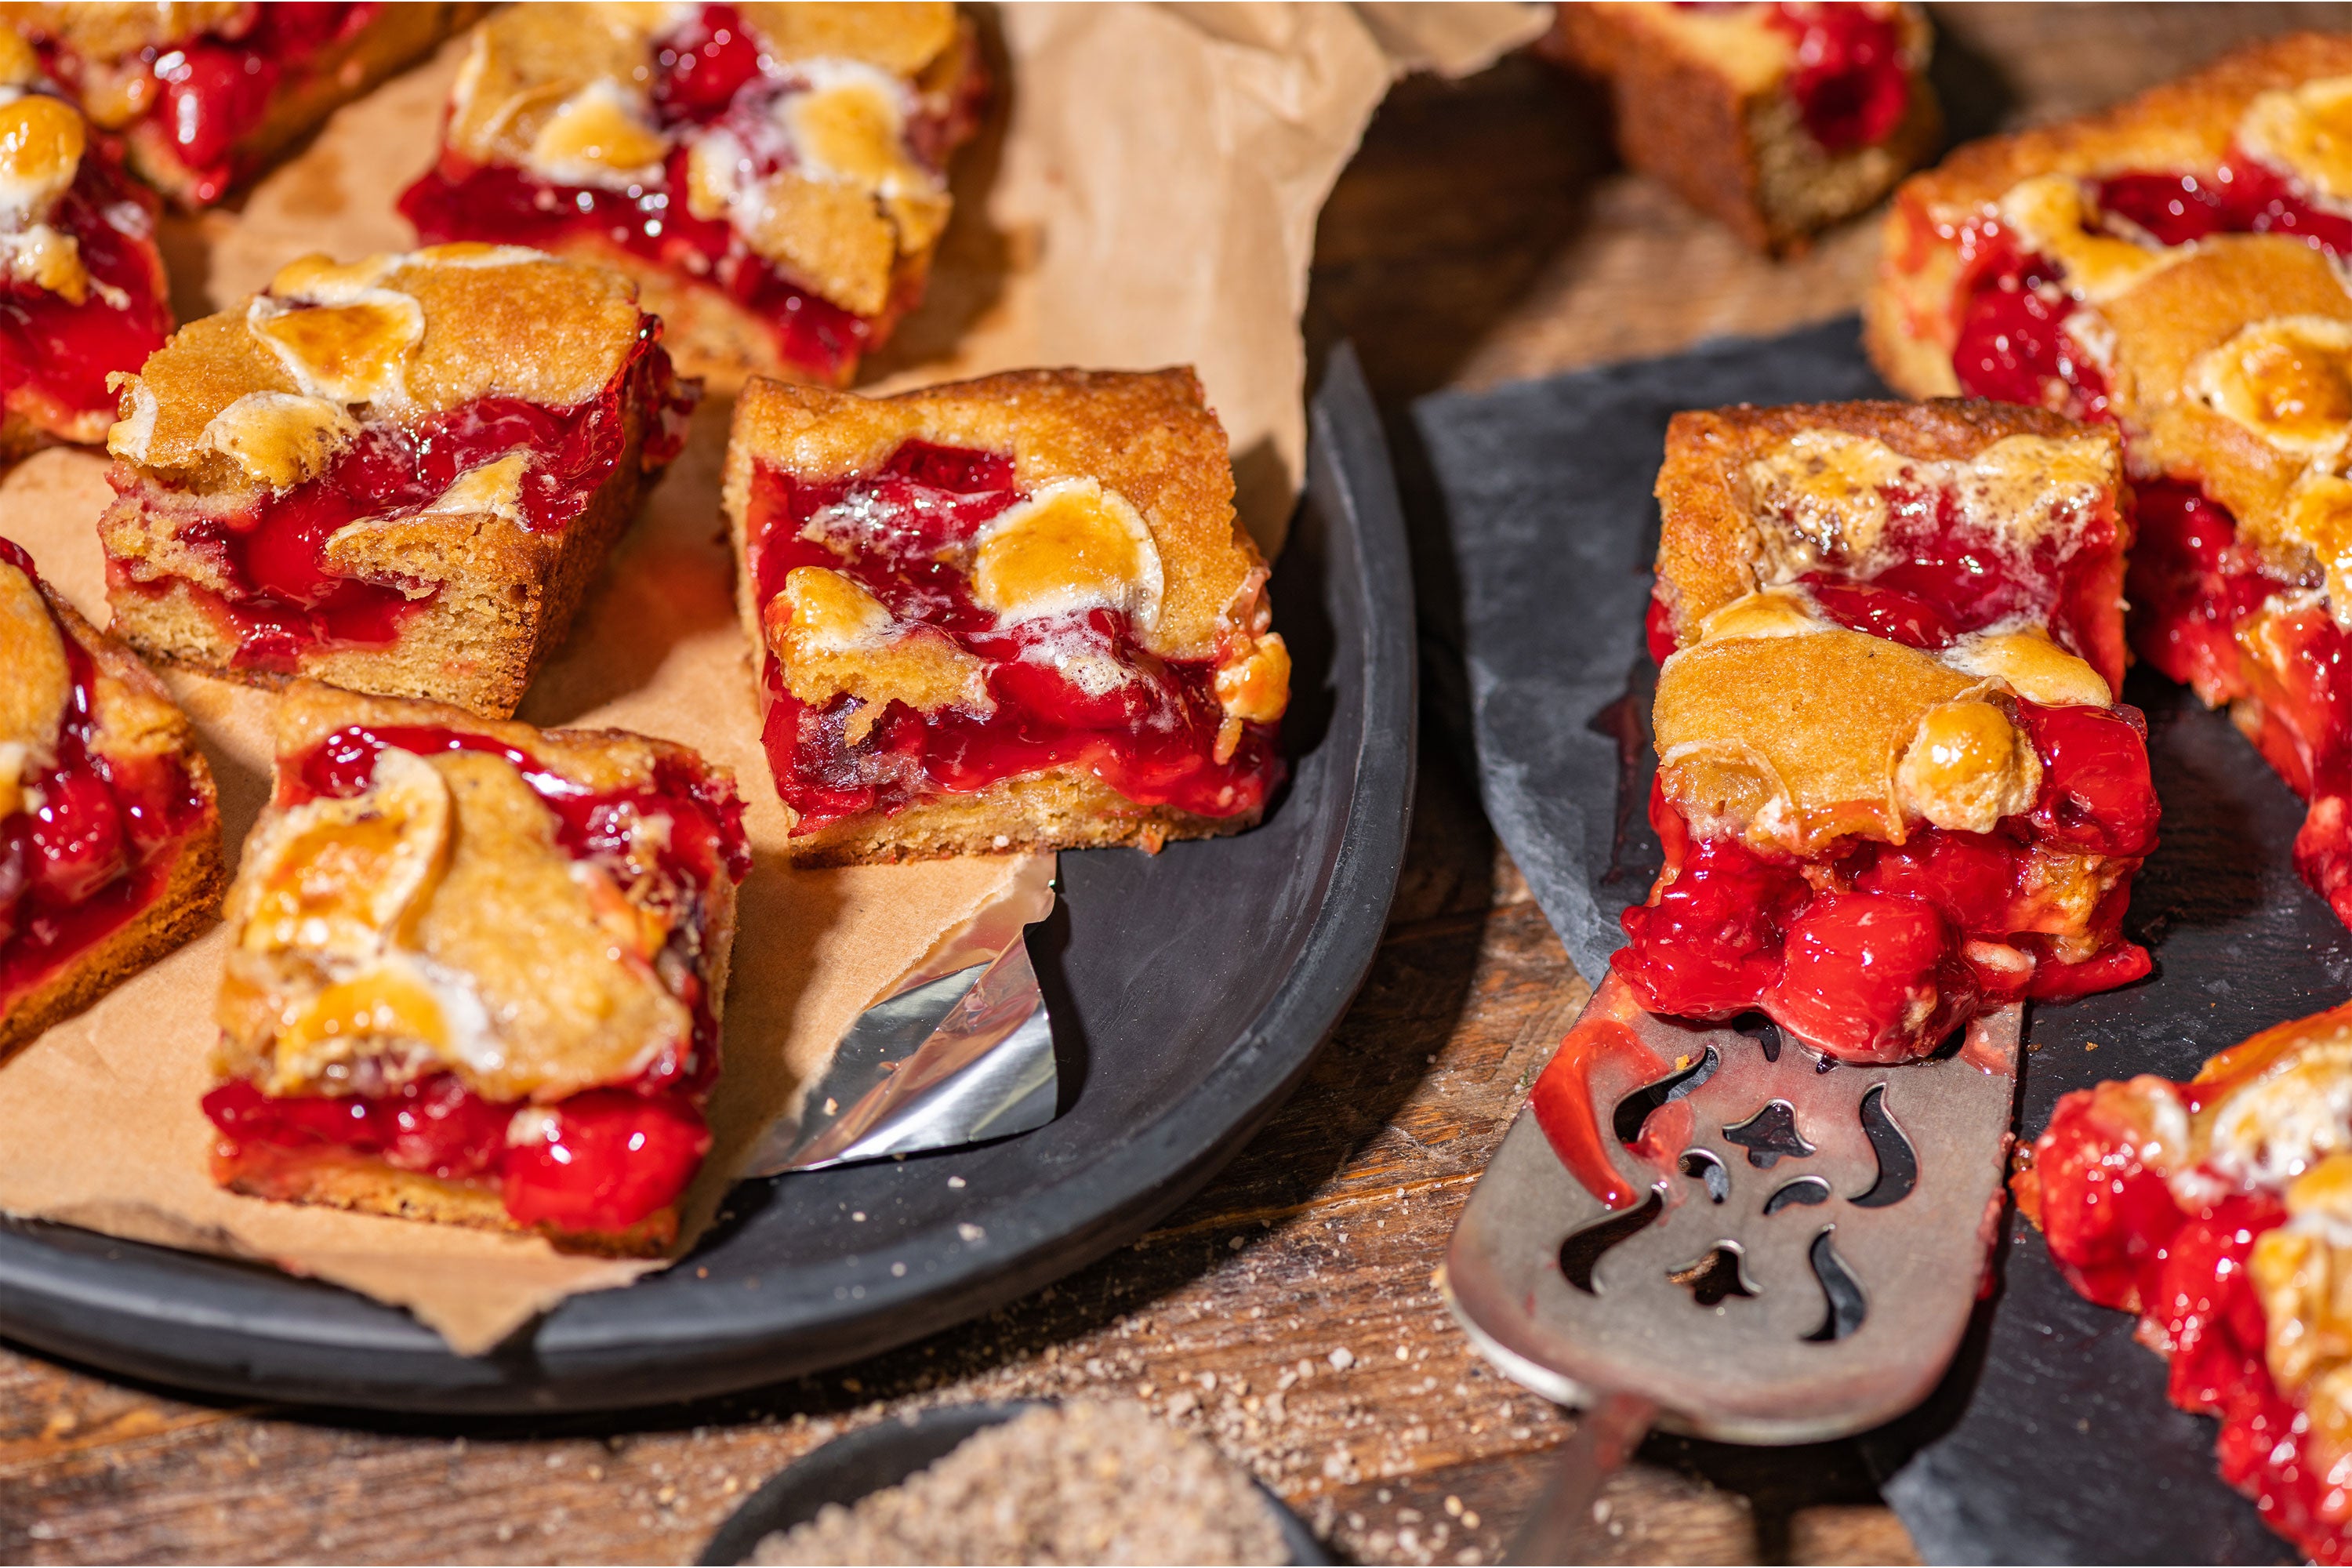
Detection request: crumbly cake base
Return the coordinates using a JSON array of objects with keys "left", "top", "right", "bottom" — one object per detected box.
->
[
  {"left": 106, "top": 393, "right": 653, "bottom": 719},
  {"left": 0, "top": 826, "right": 224, "bottom": 1060},
  {"left": 785, "top": 766, "right": 1266, "bottom": 866},
  {"left": 120, "top": 3, "right": 466, "bottom": 207},
  {"left": 212, "top": 1142, "right": 679, "bottom": 1258}
]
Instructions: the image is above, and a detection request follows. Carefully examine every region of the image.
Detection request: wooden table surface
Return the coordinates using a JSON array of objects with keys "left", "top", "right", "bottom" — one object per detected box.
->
[{"left": 5, "top": 5, "right": 2348, "bottom": 1563}]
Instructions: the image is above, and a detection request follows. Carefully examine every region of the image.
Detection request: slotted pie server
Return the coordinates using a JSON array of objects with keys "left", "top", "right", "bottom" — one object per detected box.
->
[{"left": 1443, "top": 972, "right": 2020, "bottom": 1555}]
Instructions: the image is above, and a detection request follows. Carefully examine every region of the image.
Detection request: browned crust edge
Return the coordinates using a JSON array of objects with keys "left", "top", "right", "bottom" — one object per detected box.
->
[
  {"left": 1652, "top": 397, "right": 2124, "bottom": 639},
  {"left": 211, "top": 1142, "right": 679, "bottom": 1258}
]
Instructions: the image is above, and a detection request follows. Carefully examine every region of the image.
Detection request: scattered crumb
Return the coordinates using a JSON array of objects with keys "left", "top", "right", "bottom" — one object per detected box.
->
[
  {"left": 749, "top": 1403, "right": 1287, "bottom": 1566},
  {"left": 1327, "top": 1348, "right": 1355, "bottom": 1371}
]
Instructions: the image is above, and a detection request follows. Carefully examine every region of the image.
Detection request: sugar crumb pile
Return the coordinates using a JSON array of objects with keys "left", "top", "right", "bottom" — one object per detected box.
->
[{"left": 750, "top": 1401, "right": 1290, "bottom": 1566}]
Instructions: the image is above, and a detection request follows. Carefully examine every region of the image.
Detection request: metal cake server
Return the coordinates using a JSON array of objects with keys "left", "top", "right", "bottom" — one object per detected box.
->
[{"left": 1443, "top": 972, "right": 2021, "bottom": 1557}]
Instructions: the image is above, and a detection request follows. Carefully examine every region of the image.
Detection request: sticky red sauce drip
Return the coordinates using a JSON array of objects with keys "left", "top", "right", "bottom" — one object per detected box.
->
[
  {"left": 1763, "top": 3, "right": 1911, "bottom": 153},
  {"left": 0, "top": 537, "right": 213, "bottom": 1011},
  {"left": 2128, "top": 479, "right": 2352, "bottom": 926},
  {"left": 200, "top": 720, "right": 750, "bottom": 1236},
  {"left": 0, "top": 126, "right": 171, "bottom": 428},
  {"left": 746, "top": 441, "right": 1284, "bottom": 835},
  {"left": 396, "top": 3, "right": 985, "bottom": 383},
  {"left": 107, "top": 325, "right": 690, "bottom": 670},
  {"left": 1529, "top": 1010, "right": 1679, "bottom": 1210},
  {"left": 2026, "top": 1090, "right": 2348, "bottom": 1561},
  {"left": 1611, "top": 697, "right": 2159, "bottom": 1062},
  {"left": 34, "top": 4, "right": 382, "bottom": 205}
]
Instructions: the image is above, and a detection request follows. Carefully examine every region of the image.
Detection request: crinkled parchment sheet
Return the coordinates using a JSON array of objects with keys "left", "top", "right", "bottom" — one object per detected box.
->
[{"left": 0, "top": 2, "right": 1542, "bottom": 1355}]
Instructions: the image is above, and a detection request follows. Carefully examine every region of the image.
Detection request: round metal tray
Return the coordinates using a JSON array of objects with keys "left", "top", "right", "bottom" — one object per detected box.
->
[{"left": 0, "top": 348, "right": 1417, "bottom": 1414}]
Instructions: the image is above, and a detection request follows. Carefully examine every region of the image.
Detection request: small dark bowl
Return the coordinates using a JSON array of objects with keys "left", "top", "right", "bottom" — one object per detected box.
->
[{"left": 698, "top": 1400, "right": 1332, "bottom": 1566}]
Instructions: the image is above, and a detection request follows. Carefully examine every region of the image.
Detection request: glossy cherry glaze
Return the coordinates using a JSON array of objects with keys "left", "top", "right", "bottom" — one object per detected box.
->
[
  {"left": 0, "top": 126, "right": 170, "bottom": 429},
  {"left": 108, "top": 326, "right": 690, "bottom": 670},
  {"left": 0, "top": 538, "right": 213, "bottom": 1011},
  {"left": 397, "top": 3, "right": 984, "bottom": 383},
  {"left": 1612, "top": 695, "right": 2159, "bottom": 1063},
  {"left": 2024, "top": 1088, "right": 2347, "bottom": 1562},
  {"left": 201, "top": 721, "right": 750, "bottom": 1237},
  {"left": 2129, "top": 479, "right": 2352, "bottom": 925},
  {"left": 1765, "top": 2, "right": 1911, "bottom": 152},
  {"left": 35, "top": 4, "right": 379, "bottom": 205},
  {"left": 748, "top": 441, "right": 1283, "bottom": 835},
  {"left": 1949, "top": 155, "right": 2351, "bottom": 417}
]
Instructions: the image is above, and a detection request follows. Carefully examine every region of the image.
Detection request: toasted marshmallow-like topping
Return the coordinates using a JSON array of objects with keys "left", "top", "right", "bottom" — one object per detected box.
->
[
  {"left": 1694, "top": 586, "right": 1821, "bottom": 643},
  {"left": 419, "top": 452, "right": 530, "bottom": 524},
  {"left": 0, "top": 32, "right": 42, "bottom": 88},
  {"left": 1896, "top": 698, "right": 2042, "bottom": 834},
  {"left": 765, "top": 565, "right": 991, "bottom": 717},
  {"left": 2203, "top": 1021, "right": 2352, "bottom": 1189},
  {"left": 1214, "top": 633, "right": 1290, "bottom": 725},
  {"left": 2190, "top": 314, "right": 2352, "bottom": 458},
  {"left": 525, "top": 78, "right": 669, "bottom": 191},
  {"left": 788, "top": 61, "right": 948, "bottom": 249},
  {"left": 2285, "top": 475, "right": 2352, "bottom": 629},
  {"left": 1744, "top": 428, "right": 2114, "bottom": 571},
  {"left": 970, "top": 478, "right": 1164, "bottom": 630},
  {"left": 234, "top": 748, "right": 454, "bottom": 960},
  {"left": 0, "top": 557, "right": 68, "bottom": 818},
  {"left": 2240, "top": 74, "right": 2352, "bottom": 205},
  {"left": 198, "top": 391, "right": 360, "bottom": 489},
  {"left": 0, "top": 91, "right": 84, "bottom": 230},
  {"left": 1999, "top": 172, "right": 2179, "bottom": 303},
  {"left": 248, "top": 288, "right": 426, "bottom": 407},
  {"left": 274, "top": 958, "right": 454, "bottom": 1063},
  {"left": 1946, "top": 628, "right": 2113, "bottom": 708},
  {"left": 2, "top": 220, "right": 89, "bottom": 302}
]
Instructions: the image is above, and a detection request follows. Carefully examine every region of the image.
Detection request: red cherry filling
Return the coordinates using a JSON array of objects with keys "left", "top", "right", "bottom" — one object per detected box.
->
[
  {"left": 0, "top": 537, "right": 214, "bottom": 1011},
  {"left": 1612, "top": 696, "right": 2158, "bottom": 1063},
  {"left": 40, "top": 3, "right": 383, "bottom": 205},
  {"left": 0, "top": 122, "right": 171, "bottom": 432},
  {"left": 396, "top": 3, "right": 985, "bottom": 383},
  {"left": 107, "top": 325, "right": 691, "bottom": 670},
  {"left": 201, "top": 722, "right": 750, "bottom": 1237},
  {"left": 746, "top": 441, "right": 1284, "bottom": 835},
  {"left": 1763, "top": 3, "right": 1911, "bottom": 153},
  {"left": 2024, "top": 1085, "right": 2346, "bottom": 1561}
]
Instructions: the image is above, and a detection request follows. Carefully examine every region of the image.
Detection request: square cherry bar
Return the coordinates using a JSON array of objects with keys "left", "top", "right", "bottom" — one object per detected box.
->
[
  {"left": 204, "top": 680, "right": 750, "bottom": 1256},
  {"left": 1865, "top": 34, "right": 2352, "bottom": 926},
  {"left": 99, "top": 244, "right": 698, "bottom": 719},
  {"left": 0, "top": 535, "right": 223, "bottom": 1059},
  {"left": 4, "top": 2, "right": 472, "bottom": 208},
  {"left": 1543, "top": 2, "right": 1940, "bottom": 255},
  {"left": 724, "top": 367, "right": 1292, "bottom": 864},
  {"left": 2020, "top": 1000, "right": 2352, "bottom": 1564},
  {"left": 0, "top": 34, "right": 170, "bottom": 457},
  {"left": 397, "top": 2, "right": 984, "bottom": 390},
  {"left": 1617, "top": 400, "right": 2158, "bottom": 1064}
]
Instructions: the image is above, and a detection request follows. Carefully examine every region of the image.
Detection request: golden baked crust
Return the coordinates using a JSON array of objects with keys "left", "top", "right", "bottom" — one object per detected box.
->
[
  {"left": 1548, "top": 1, "right": 1939, "bottom": 254},
  {"left": 728, "top": 367, "right": 1261, "bottom": 663},
  {"left": 783, "top": 767, "right": 1264, "bottom": 866},
  {"left": 1653, "top": 398, "right": 2125, "bottom": 639},
  {"left": 430, "top": 0, "right": 975, "bottom": 384},
  {"left": 0, "top": 574, "right": 225, "bottom": 1060},
  {"left": 3, "top": 3, "right": 471, "bottom": 206},
  {"left": 1866, "top": 32, "right": 2352, "bottom": 394}
]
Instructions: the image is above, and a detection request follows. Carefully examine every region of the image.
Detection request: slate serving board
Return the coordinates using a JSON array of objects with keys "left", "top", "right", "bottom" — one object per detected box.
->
[{"left": 1413, "top": 318, "right": 2338, "bottom": 1565}]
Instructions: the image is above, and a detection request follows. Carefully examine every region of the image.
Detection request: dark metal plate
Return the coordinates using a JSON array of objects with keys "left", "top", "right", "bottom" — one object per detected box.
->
[
  {"left": 0, "top": 347, "right": 1417, "bottom": 1415},
  {"left": 1413, "top": 319, "right": 2322, "bottom": 1564},
  {"left": 695, "top": 1400, "right": 1331, "bottom": 1566}
]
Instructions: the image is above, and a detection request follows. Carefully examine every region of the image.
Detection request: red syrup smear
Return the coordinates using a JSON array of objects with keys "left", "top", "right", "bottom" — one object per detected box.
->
[
  {"left": 2024, "top": 1077, "right": 2352, "bottom": 1561},
  {"left": 0, "top": 122, "right": 171, "bottom": 430},
  {"left": 1763, "top": 3, "right": 1911, "bottom": 153},
  {"left": 1527, "top": 981, "right": 1696, "bottom": 1211},
  {"left": 0, "top": 536, "right": 212, "bottom": 1011},
  {"left": 2128, "top": 478, "right": 2352, "bottom": 927},
  {"left": 746, "top": 441, "right": 1284, "bottom": 835},
  {"left": 201, "top": 720, "right": 751, "bottom": 1236},
  {"left": 109, "top": 325, "right": 691, "bottom": 670},
  {"left": 1611, "top": 695, "right": 2159, "bottom": 1062},
  {"left": 397, "top": 3, "right": 985, "bottom": 383}
]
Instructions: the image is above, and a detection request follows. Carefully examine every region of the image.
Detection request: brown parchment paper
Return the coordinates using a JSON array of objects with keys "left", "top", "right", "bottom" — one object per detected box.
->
[{"left": 0, "top": 2, "right": 1541, "bottom": 1356}]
